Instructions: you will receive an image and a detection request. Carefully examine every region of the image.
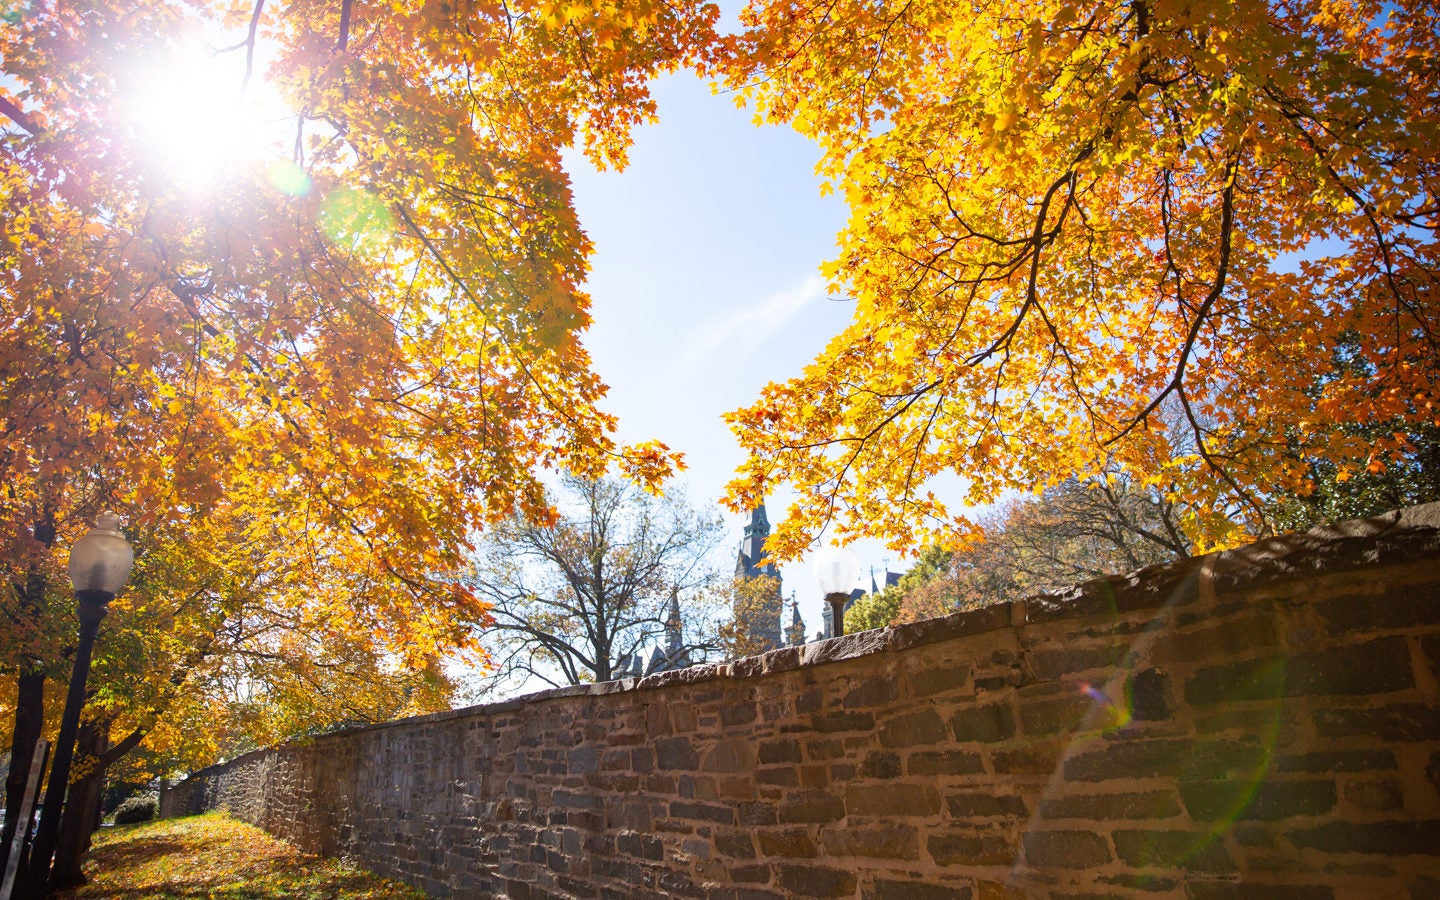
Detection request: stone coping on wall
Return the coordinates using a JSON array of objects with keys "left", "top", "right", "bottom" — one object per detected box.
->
[{"left": 200, "top": 501, "right": 1440, "bottom": 764}]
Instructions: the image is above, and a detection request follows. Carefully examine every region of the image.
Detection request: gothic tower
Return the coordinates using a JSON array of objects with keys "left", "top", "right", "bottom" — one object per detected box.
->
[
  {"left": 785, "top": 596, "right": 806, "bottom": 647},
  {"left": 734, "top": 503, "right": 783, "bottom": 651}
]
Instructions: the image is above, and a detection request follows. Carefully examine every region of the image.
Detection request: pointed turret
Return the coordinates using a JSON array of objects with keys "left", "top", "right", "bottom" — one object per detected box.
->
[
  {"left": 734, "top": 501, "right": 783, "bottom": 651},
  {"left": 785, "top": 597, "right": 806, "bottom": 646},
  {"left": 666, "top": 586, "right": 683, "bottom": 655}
]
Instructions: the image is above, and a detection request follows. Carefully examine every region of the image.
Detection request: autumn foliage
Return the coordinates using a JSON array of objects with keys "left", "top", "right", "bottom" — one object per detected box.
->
[
  {"left": 1, "top": 0, "right": 715, "bottom": 857},
  {"left": 721, "top": 0, "right": 1439, "bottom": 558},
  {"left": 2, "top": 0, "right": 1437, "bottom": 857}
]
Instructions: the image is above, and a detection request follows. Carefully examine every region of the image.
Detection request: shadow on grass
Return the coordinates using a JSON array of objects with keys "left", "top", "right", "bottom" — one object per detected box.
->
[
  {"left": 79, "top": 837, "right": 190, "bottom": 872},
  {"left": 54, "top": 813, "right": 423, "bottom": 900}
]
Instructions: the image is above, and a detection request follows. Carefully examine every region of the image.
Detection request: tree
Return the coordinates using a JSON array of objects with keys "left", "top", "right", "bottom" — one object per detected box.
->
[
  {"left": 846, "top": 471, "right": 1195, "bottom": 628},
  {"left": 720, "top": 0, "right": 1439, "bottom": 560},
  {"left": 843, "top": 544, "right": 953, "bottom": 632},
  {"left": 2, "top": 0, "right": 718, "bottom": 879},
  {"left": 716, "top": 574, "right": 784, "bottom": 659},
  {"left": 469, "top": 477, "right": 725, "bottom": 690}
]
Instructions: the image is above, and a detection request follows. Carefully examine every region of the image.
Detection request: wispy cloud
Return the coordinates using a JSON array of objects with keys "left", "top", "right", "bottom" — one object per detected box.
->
[{"left": 678, "top": 275, "right": 827, "bottom": 372}]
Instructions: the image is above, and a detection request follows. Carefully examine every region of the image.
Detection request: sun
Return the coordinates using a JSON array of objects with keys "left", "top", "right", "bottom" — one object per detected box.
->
[{"left": 122, "top": 33, "right": 292, "bottom": 190}]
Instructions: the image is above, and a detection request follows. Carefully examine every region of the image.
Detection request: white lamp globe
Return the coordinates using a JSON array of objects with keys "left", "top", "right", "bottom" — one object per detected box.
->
[
  {"left": 813, "top": 544, "right": 860, "bottom": 596},
  {"left": 68, "top": 512, "right": 135, "bottom": 595}
]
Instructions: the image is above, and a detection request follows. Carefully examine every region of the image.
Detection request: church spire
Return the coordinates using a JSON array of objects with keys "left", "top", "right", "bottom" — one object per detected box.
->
[
  {"left": 786, "top": 596, "right": 806, "bottom": 646},
  {"left": 666, "top": 586, "right": 683, "bottom": 655}
]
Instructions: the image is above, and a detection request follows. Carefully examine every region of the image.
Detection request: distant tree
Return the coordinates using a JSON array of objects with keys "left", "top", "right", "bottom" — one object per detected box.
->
[
  {"left": 469, "top": 477, "right": 725, "bottom": 690},
  {"left": 843, "top": 545, "right": 953, "bottom": 632},
  {"left": 841, "top": 587, "right": 903, "bottom": 635},
  {"left": 716, "top": 574, "right": 783, "bottom": 660},
  {"left": 1272, "top": 423, "right": 1440, "bottom": 532},
  {"left": 1269, "top": 340, "right": 1440, "bottom": 530},
  {"left": 852, "top": 470, "right": 1193, "bottom": 627}
]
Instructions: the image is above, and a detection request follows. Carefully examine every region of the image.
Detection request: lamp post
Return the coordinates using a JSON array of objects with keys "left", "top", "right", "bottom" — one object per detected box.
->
[
  {"left": 26, "top": 512, "right": 133, "bottom": 895},
  {"left": 813, "top": 545, "right": 860, "bottom": 638}
]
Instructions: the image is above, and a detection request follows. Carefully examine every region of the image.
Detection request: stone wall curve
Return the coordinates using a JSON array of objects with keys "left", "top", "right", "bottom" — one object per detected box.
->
[{"left": 161, "top": 504, "right": 1440, "bottom": 898}]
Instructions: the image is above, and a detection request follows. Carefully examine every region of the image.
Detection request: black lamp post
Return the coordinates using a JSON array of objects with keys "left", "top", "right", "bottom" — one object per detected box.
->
[
  {"left": 813, "top": 545, "right": 859, "bottom": 638},
  {"left": 26, "top": 512, "right": 133, "bottom": 895}
]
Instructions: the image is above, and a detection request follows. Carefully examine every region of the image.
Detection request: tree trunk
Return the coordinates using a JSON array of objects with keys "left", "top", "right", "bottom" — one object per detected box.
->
[
  {"left": 48, "top": 719, "right": 109, "bottom": 890},
  {"left": 0, "top": 670, "right": 46, "bottom": 877},
  {"left": 1, "top": 508, "right": 57, "bottom": 875}
]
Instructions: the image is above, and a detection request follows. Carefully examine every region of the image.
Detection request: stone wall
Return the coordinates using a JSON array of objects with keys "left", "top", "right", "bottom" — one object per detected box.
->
[{"left": 161, "top": 505, "right": 1440, "bottom": 898}]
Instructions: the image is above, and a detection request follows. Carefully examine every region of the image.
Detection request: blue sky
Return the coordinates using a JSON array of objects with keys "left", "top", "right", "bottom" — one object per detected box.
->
[{"left": 565, "top": 71, "right": 919, "bottom": 633}]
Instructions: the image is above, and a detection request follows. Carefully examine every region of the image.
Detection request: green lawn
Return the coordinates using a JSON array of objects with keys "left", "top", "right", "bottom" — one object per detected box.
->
[{"left": 54, "top": 812, "right": 425, "bottom": 899}]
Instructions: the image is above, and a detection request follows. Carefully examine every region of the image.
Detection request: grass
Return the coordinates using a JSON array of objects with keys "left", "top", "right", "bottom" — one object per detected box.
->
[{"left": 53, "top": 812, "right": 426, "bottom": 899}]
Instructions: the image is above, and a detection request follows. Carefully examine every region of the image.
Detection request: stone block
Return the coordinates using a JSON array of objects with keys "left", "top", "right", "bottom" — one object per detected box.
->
[
  {"left": 811, "top": 711, "right": 875, "bottom": 733},
  {"left": 1063, "top": 737, "right": 1264, "bottom": 782},
  {"left": 617, "top": 832, "right": 665, "bottom": 861},
  {"left": 1275, "top": 749, "right": 1397, "bottom": 773},
  {"left": 756, "top": 827, "right": 818, "bottom": 858},
  {"left": 669, "top": 801, "right": 735, "bottom": 825},
  {"left": 655, "top": 737, "right": 699, "bottom": 770},
  {"left": 1026, "top": 645, "right": 1125, "bottom": 681},
  {"left": 1186, "top": 637, "right": 1414, "bottom": 705},
  {"left": 802, "top": 739, "right": 844, "bottom": 761},
  {"left": 1424, "top": 635, "right": 1440, "bottom": 682},
  {"left": 1286, "top": 819, "right": 1440, "bottom": 854},
  {"left": 726, "top": 865, "right": 775, "bottom": 886},
  {"left": 1021, "top": 830, "right": 1112, "bottom": 868},
  {"left": 845, "top": 783, "right": 942, "bottom": 816},
  {"left": 1345, "top": 780, "right": 1403, "bottom": 811},
  {"left": 990, "top": 744, "right": 1062, "bottom": 776},
  {"left": 704, "top": 738, "right": 756, "bottom": 773},
  {"left": 778, "top": 790, "right": 845, "bottom": 824},
  {"left": 974, "top": 878, "right": 1030, "bottom": 899},
  {"left": 910, "top": 663, "right": 973, "bottom": 697},
  {"left": 1312, "top": 703, "right": 1440, "bottom": 740},
  {"left": 908, "top": 750, "right": 985, "bottom": 776},
  {"left": 1314, "top": 585, "right": 1440, "bottom": 632},
  {"left": 929, "top": 832, "right": 1015, "bottom": 866},
  {"left": 859, "top": 750, "right": 902, "bottom": 779},
  {"left": 880, "top": 708, "right": 949, "bottom": 748},
  {"left": 950, "top": 703, "right": 1017, "bottom": 743},
  {"left": 719, "top": 775, "right": 757, "bottom": 802},
  {"left": 871, "top": 879, "right": 973, "bottom": 899},
  {"left": 944, "top": 792, "right": 1027, "bottom": 818},
  {"left": 715, "top": 831, "right": 757, "bottom": 859},
  {"left": 774, "top": 864, "right": 857, "bottom": 897},
  {"left": 1127, "top": 668, "right": 1171, "bottom": 721},
  {"left": 844, "top": 674, "right": 899, "bottom": 708},
  {"left": 1018, "top": 694, "right": 1095, "bottom": 736},
  {"left": 1178, "top": 780, "right": 1336, "bottom": 821},
  {"left": 755, "top": 768, "right": 799, "bottom": 787},
  {"left": 609, "top": 798, "right": 653, "bottom": 831},
  {"left": 1111, "top": 829, "right": 1234, "bottom": 872},
  {"left": 1095, "top": 873, "right": 1180, "bottom": 892},
  {"left": 1184, "top": 883, "right": 1334, "bottom": 899},
  {"left": 818, "top": 823, "right": 920, "bottom": 859},
  {"left": 1147, "top": 612, "right": 1281, "bottom": 665},
  {"left": 737, "top": 802, "right": 777, "bottom": 826},
  {"left": 1037, "top": 790, "right": 1180, "bottom": 820},
  {"left": 659, "top": 869, "right": 705, "bottom": 898},
  {"left": 721, "top": 702, "right": 758, "bottom": 727},
  {"left": 758, "top": 740, "right": 802, "bottom": 764},
  {"left": 1193, "top": 704, "right": 1289, "bottom": 736},
  {"left": 568, "top": 745, "right": 599, "bottom": 774}
]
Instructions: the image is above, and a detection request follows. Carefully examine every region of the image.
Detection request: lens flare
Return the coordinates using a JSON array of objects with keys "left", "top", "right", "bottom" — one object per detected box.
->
[
  {"left": 267, "top": 161, "right": 312, "bottom": 197},
  {"left": 319, "top": 186, "right": 395, "bottom": 252}
]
